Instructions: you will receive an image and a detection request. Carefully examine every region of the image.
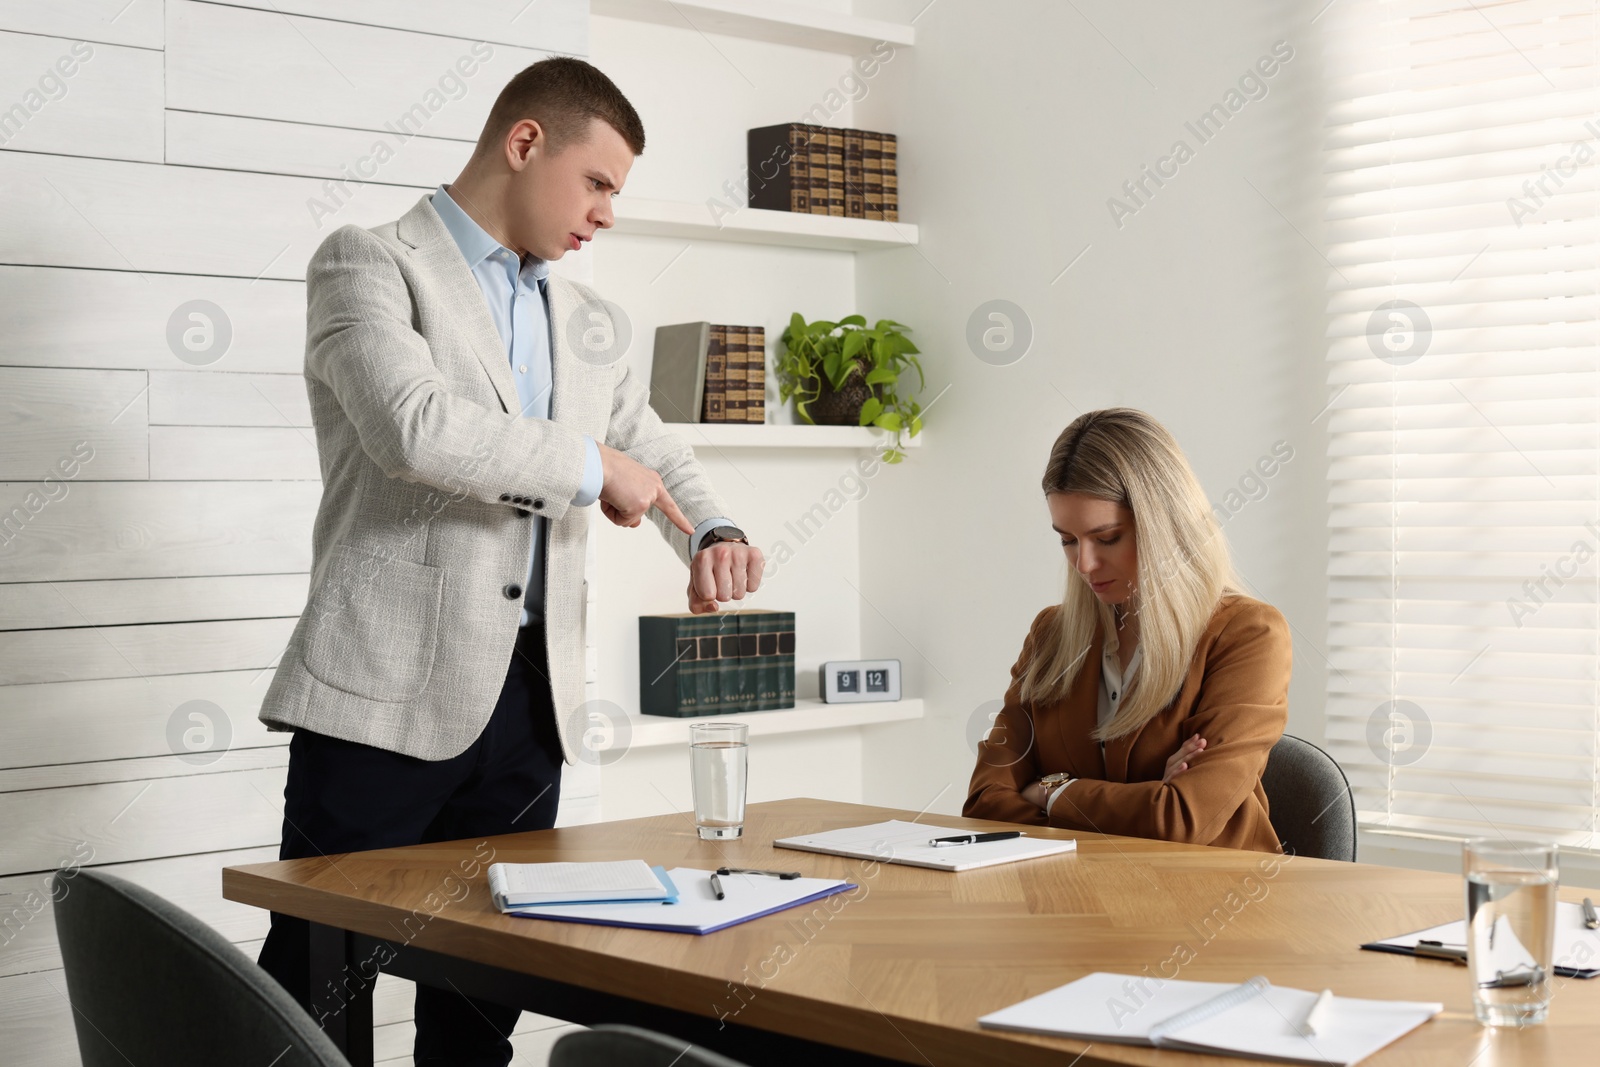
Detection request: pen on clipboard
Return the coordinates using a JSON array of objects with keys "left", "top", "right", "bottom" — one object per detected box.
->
[
  {"left": 929, "top": 831, "right": 1025, "bottom": 847},
  {"left": 1413, "top": 939, "right": 1468, "bottom": 964},
  {"left": 716, "top": 867, "right": 802, "bottom": 879},
  {"left": 1583, "top": 897, "right": 1599, "bottom": 930}
]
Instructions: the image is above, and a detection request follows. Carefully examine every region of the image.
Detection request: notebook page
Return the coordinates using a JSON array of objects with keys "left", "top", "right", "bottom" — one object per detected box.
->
[
  {"left": 978, "top": 972, "right": 1240, "bottom": 1044},
  {"left": 1163, "top": 985, "right": 1442, "bottom": 1066},
  {"left": 491, "top": 860, "right": 661, "bottom": 897}
]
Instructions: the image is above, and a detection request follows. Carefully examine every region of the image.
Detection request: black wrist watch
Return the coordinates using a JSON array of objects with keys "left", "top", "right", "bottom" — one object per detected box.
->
[{"left": 697, "top": 524, "right": 748, "bottom": 552}]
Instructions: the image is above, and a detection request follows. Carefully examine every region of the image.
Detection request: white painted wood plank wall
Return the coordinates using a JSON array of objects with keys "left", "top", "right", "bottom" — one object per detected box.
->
[{"left": 0, "top": 3, "right": 593, "bottom": 1061}]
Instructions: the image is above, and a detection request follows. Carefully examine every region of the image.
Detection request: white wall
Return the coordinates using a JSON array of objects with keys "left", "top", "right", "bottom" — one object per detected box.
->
[
  {"left": 587, "top": 14, "right": 889, "bottom": 814},
  {"left": 848, "top": 0, "right": 1333, "bottom": 817},
  {"left": 0, "top": 2, "right": 594, "bottom": 1061}
]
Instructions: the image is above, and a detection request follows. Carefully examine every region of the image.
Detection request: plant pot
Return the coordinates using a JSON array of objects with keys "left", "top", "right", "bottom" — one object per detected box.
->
[{"left": 806, "top": 373, "right": 880, "bottom": 426}]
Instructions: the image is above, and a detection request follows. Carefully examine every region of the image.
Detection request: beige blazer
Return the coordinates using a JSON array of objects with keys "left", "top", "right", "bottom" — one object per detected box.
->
[
  {"left": 964, "top": 595, "right": 1291, "bottom": 853},
  {"left": 259, "top": 194, "right": 729, "bottom": 762}
]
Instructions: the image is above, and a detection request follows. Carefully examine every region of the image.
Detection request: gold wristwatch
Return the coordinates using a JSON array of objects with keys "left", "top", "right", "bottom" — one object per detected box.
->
[{"left": 1038, "top": 772, "right": 1072, "bottom": 813}]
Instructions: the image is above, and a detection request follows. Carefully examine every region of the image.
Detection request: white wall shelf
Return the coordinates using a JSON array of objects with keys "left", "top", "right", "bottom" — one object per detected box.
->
[
  {"left": 629, "top": 697, "right": 923, "bottom": 748},
  {"left": 591, "top": 0, "right": 915, "bottom": 54},
  {"left": 673, "top": 422, "right": 923, "bottom": 450},
  {"left": 613, "top": 197, "right": 917, "bottom": 251}
]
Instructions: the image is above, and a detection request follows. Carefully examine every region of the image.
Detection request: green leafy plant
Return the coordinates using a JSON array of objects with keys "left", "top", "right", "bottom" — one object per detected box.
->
[{"left": 776, "top": 313, "right": 925, "bottom": 463}]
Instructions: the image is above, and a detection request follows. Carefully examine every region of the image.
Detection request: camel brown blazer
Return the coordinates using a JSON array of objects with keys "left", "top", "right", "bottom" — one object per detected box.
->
[{"left": 964, "top": 594, "right": 1291, "bottom": 853}]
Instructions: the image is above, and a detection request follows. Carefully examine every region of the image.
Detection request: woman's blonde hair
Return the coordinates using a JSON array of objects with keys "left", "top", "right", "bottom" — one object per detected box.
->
[{"left": 1019, "top": 408, "right": 1240, "bottom": 741}]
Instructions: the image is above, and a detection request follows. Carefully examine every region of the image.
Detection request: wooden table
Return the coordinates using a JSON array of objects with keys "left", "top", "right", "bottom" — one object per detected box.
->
[{"left": 223, "top": 798, "right": 1600, "bottom": 1066}]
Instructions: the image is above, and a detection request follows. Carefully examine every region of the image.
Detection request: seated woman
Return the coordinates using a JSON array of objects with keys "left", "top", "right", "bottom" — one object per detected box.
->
[{"left": 964, "top": 407, "right": 1290, "bottom": 853}]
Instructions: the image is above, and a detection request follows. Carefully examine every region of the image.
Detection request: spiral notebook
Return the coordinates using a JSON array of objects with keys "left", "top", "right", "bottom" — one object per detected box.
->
[{"left": 979, "top": 972, "right": 1441, "bottom": 1066}]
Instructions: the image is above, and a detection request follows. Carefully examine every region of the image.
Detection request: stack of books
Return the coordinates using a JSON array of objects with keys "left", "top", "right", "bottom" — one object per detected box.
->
[
  {"left": 639, "top": 609, "right": 796, "bottom": 717},
  {"left": 647, "top": 321, "right": 765, "bottom": 425},
  {"left": 746, "top": 123, "right": 898, "bottom": 221},
  {"left": 702, "top": 323, "right": 765, "bottom": 423}
]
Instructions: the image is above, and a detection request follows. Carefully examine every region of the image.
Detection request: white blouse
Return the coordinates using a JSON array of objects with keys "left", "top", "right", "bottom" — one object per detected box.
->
[{"left": 1046, "top": 636, "right": 1141, "bottom": 815}]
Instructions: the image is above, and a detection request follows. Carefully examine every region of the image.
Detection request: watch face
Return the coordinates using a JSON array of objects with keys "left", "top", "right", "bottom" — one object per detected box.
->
[{"left": 713, "top": 525, "right": 746, "bottom": 541}]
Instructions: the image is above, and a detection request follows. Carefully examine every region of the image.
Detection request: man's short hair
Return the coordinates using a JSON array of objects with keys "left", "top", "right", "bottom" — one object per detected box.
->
[{"left": 478, "top": 57, "right": 645, "bottom": 158}]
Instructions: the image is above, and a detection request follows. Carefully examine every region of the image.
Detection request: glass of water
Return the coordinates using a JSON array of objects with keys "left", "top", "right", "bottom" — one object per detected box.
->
[
  {"left": 690, "top": 721, "right": 748, "bottom": 840},
  {"left": 1463, "top": 837, "right": 1558, "bottom": 1027}
]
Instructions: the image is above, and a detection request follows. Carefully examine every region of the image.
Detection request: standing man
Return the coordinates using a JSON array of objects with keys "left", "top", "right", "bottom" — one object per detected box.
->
[{"left": 255, "top": 57, "right": 763, "bottom": 1066}]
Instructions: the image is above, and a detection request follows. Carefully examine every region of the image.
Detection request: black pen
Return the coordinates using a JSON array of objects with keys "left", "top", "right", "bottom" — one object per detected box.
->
[
  {"left": 709, "top": 872, "right": 724, "bottom": 900},
  {"left": 1583, "top": 897, "right": 1599, "bottom": 930},
  {"left": 929, "top": 831, "right": 1025, "bottom": 847}
]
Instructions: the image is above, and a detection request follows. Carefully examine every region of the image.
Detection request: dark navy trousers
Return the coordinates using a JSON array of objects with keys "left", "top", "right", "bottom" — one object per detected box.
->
[{"left": 257, "top": 624, "right": 564, "bottom": 1067}]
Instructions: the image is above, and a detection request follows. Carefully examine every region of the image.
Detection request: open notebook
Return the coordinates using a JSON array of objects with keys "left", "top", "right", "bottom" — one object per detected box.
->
[
  {"left": 979, "top": 972, "right": 1440, "bottom": 1066},
  {"left": 1363, "top": 899, "right": 1600, "bottom": 978},
  {"left": 774, "top": 820, "right": 1076, "bottom": 872}
]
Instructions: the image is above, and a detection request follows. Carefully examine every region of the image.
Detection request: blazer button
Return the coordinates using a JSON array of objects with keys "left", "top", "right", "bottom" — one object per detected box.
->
[
  {"left": 503, "top": 583, "right": 523, "bottom": 600},
  {"left": 532, "top": 498, "right": 545, "bottom": 509},
  {"left": 499, "top": 493, "right": 511, "bottom": 502},
  {"left": 512, "top": 495, "right": 526, "bottom": 505}
]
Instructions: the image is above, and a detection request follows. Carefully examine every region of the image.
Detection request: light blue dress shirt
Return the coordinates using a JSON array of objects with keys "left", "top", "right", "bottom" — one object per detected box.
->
[{"left": 431, "top": 185, "right": 735, "bottom": 626}]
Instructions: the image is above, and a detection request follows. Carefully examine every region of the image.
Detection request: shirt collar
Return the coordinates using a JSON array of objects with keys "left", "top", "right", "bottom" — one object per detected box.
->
[
  {"left": 431, "top": 183, "right": 550, "bottom": 286},
  {"left": 1102, "top": 638, "right": 1142, "bottom": 677}
]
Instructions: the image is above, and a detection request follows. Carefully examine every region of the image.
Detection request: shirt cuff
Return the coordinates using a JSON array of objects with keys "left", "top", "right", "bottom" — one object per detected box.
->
[
  {"left": 1045, "top": 779, "right": 1073, "bottom": 816},
  {"left": 572, "top": 435, "right": 603, "bottom": 507},
  {"left": 691, "top": 516, "right": 737, "bottom": 555}
]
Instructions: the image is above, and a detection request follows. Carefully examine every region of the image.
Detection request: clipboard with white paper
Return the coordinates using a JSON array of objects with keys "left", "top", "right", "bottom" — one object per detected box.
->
[
  {"left": 501, "top": 867, "right": 856, "bottom": 935},
  {"left": 774, "top": 819, "right": 1076, "bottom": 872},
  {"left": 1362, "top": 899, "right": 1600, "bottom": 978}
]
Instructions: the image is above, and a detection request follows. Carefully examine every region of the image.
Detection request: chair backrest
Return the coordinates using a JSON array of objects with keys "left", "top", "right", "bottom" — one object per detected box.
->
[
  {"left": 1260, "top": 734, "right": 1357, "bottom": 862},
  {"left": 552, "top": 1025, "right": 753, "bottom": 1067},
  {"left": 52, "top": 868, "right": 350, "bottom": 1067}
]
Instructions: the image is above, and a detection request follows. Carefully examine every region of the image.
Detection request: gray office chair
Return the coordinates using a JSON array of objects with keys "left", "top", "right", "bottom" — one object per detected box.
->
[
  {"left": 552, "top": 1025, "right": 753, "bottom": 1067},
  {"left": 52, "top": 868, "right": 351, "bottom": 1067},
  {"left": 1260, "top": 734, "right": 1357, "bottom": 862}
]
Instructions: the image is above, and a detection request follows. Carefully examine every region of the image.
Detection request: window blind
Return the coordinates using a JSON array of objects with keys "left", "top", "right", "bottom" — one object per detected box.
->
[{"left": 1322, "top": 0, "right": 1600, "bottom": 849}]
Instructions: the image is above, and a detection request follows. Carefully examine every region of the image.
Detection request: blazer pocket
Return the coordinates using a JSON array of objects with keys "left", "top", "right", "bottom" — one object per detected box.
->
[{"left": 301, "top": 543, "right": 444, "bottom": 703}]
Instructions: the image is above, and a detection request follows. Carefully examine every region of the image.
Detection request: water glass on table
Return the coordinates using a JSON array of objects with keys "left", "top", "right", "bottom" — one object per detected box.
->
[
  {"left": 1463, "top": 837, "right": 1558, "bottom": 1027},
  {"left": 690, "top": 721, "right": 748, "bottom": 840}
]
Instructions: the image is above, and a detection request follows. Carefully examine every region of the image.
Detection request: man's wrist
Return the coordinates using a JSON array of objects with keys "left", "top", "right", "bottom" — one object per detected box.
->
[{"left": 695, "top": 522, "right": 746, "bottom": 553}]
